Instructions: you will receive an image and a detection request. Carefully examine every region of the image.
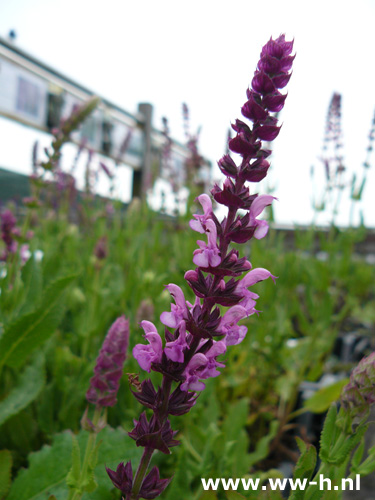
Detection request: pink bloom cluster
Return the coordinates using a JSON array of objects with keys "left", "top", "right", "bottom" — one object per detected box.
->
[
  {"left": 133, "top": 35, "right": 292, "bottom": 393},
  {"left": 0, "top": 209, "right": 32, "bottom": 264}
]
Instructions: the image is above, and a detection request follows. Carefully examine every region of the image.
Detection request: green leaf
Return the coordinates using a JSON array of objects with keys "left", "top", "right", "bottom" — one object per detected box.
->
[
  {"left": 289, "top": 443, "right": 316, "bottom": 500},
  {"left": 222, "top": 398, "right": 249, "bottom": 443},
  {"left": 164, "top": 449, "right": 190, "bottom": 500},
  {"left": 326, "top": 424, "right": 368, "bottom": 466},
  {"left": 357, "top": 443, "right": 375, "bottom": 476},
  {"left": 19, "top": 256, "right": 43, "bottom": 315},
  {"left": 295, "top": 436, "right": 307, "bottom": 455},
  {"left": 0, "top": 274, "right": 76, "bottom": 369},
  {"left": 7, "top": 427, "right": 142, "bottom": 500},
  {"left": 198, "top": 492, "right": 218, "bottom": 500},
  {"left": 0, "top": 353, "right": 45, "bottom": 427},
  {"left": 303, "top": 379, "right": 349, "bottom": 413},
  {"left": 0, "top": 449, "right": 12, "bottom": 498},
  {"left": 247, "top": 420, "right": 279, "bottom": 468},
  {"left": 226, "top": 492, "right": 246, "bottom": 499},
  {"left": 319, "top": 404, "right": 337, "bottom": 462},
  {"left": 350, "top": 440, "right": 365, "bottom": 472}
]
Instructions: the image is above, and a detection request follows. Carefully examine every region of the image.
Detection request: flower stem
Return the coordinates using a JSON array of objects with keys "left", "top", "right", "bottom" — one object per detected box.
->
[
  {"left": 67, "top": 406, "right": 101, "bottom": 500},
  {"left": 130, "top": 447, "right": 154, "bottom": 500}
]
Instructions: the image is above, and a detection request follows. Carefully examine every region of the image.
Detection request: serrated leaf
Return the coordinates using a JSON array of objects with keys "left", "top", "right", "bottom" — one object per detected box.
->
[
  {"left": 7, "top": 427, "right": 142, "bottom": 500},
  {"left": 0, "top": 449, "right": 12, "bottom": 498},
  {"left": 66, "top": 434, "right": 81, "bottom": 489},
  {"left": 319, "top": 404, "right": 337, "bottom": 462},
  {"left": 326, "top": 424, "right": 368, "bottom": 466},
  {"left": 0, "top": 274, "right": 76, "bottom": 369},
  {"left": 303, "top": 379, "right": 349, "bottom": 413},
  {"left": 0, "top": 353, "right": 45, "bottom": 427}
]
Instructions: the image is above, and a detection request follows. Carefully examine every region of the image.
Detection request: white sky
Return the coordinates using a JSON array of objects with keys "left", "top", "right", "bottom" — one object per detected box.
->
[{"left": 1, "top": 0, "right": 375, "bottom": 227}]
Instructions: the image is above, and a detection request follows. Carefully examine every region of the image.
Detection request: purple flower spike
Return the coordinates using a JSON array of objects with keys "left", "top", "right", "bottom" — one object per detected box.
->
[
  {"left": 124, "top": 35, "right": 294, "bottom": 498},
  {"left": 106, "top": 461, "right": 133, "bottom": 496},
  {"left": 86, "top": 316, "right": 129, "bottom": 407}
]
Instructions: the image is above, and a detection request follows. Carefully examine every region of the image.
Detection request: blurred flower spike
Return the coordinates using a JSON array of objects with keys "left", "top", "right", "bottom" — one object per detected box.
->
[{"left": 86, "top": 315, "right": 129, "bottom": 407}]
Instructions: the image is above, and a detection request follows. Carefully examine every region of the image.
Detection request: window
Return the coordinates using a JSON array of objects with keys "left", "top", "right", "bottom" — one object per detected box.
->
[{"left": 16, "top": 76, "right": 41, "bottom": 118}]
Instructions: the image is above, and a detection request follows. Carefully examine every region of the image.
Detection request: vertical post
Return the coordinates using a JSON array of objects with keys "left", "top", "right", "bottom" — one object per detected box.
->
[{"left": 133, "top": 102, "right": 153, "bottom": 200}]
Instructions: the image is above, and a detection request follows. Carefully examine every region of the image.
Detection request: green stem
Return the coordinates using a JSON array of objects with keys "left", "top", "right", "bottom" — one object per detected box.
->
[
  {"left": 67, "top": 407, "right": 101, "bottom": 500},
  {"left": 130, "top": 447, "right": 154, "bottom": 500}
]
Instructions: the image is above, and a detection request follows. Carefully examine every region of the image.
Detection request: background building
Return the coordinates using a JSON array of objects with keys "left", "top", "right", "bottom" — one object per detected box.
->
[{"left": 0, "top": 35, "right": 211, "bottom": 210}]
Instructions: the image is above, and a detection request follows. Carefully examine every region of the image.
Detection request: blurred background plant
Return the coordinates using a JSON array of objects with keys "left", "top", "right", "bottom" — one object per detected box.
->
[{"left": 311, "top": 92, "right": 375, "bottom": 228}]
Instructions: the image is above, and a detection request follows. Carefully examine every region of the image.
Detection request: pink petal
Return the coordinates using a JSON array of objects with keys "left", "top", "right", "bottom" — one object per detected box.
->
[
  {"left": 250, "top": 195, "right": 276, "bottom": 218},
  {"left": 140, "top": 320, "right": 158, "bottom": 334},
  {"left": 193, "top": 250, "right": 209, "bottom": 268},
  {"left": 197, "top": 194, "right": 212, "bottom": 215},
  {"left": 221, "top": 305, "right": 248, "bottom": 326},
  {"left": 254, "top": 220, "right": 269, "bottom": 239},
  {"left": 165, "top": 284, "right": 186, "bottom": 310},
  {"left": 189, "top": 219, "right": 205, "bottom": 233},
  {"left": 241, "top": 268, "right": 274, "bottom": 288}
]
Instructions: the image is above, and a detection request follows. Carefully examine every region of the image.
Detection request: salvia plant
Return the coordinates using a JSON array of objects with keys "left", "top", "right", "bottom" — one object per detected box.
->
[{"left": 104, "top": 34, "right": 295, "bottom": 500}]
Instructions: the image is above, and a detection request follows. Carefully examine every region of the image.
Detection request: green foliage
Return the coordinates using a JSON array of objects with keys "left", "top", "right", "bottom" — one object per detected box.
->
[
  {"left": 319, "top": 404, "right": 338, "bottom": 462},
  {"left": 0, "top": 274, "right": 76, "bottom": 370},
  {"left": 0, "top": 354, "right": 45, "bottom": 427},
  {"left": 1, "top": 172, "right": 375, "bottom": 498},
  {"left": 289, "top": 438, "right": 316, "bottom": 500},
  {"left": 7, "top": 427, "right": 142, "bottom": 500},
  {"left": 0, "top": 450, "right": 12, "bottom": 499}
]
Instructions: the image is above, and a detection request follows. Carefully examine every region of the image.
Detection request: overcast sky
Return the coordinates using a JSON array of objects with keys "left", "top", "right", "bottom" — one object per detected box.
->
[{"left": 1, "top": 0, "right": 375, "bottom": 227}]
